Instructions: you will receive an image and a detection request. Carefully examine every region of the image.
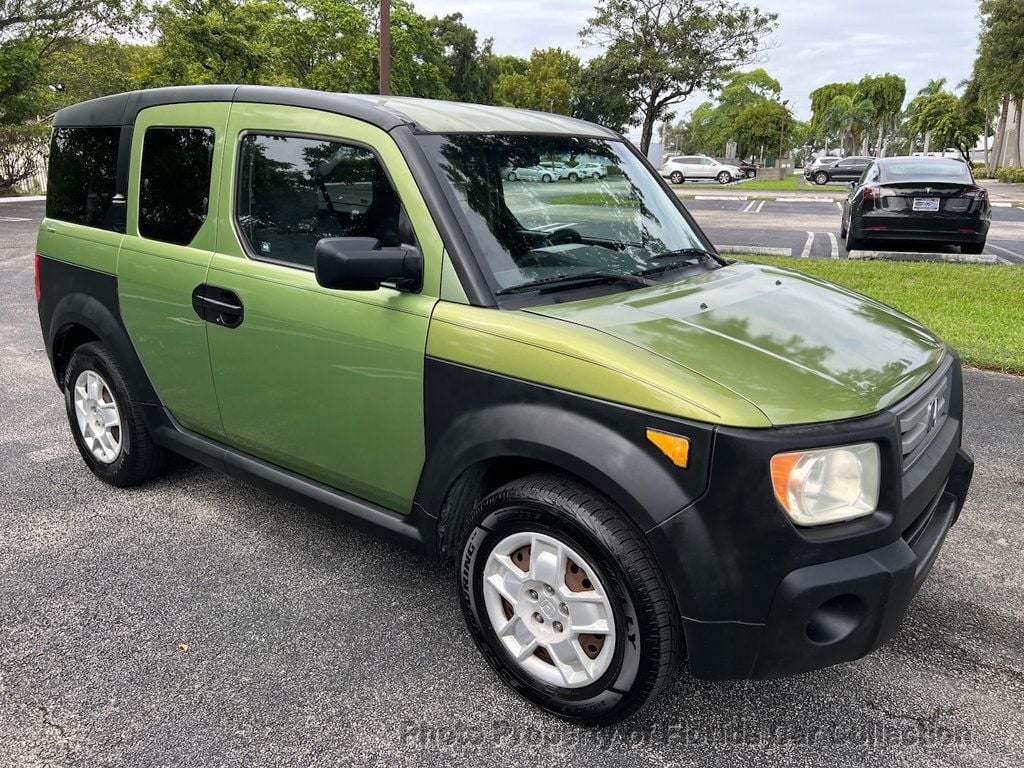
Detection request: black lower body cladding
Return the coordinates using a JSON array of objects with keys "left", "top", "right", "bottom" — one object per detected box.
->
[
  {"left": 422, "top": 353, "right": 972, "bottom": 681},
  {"left": 648, "top": 354, "right": 972, "bottom": 679}
]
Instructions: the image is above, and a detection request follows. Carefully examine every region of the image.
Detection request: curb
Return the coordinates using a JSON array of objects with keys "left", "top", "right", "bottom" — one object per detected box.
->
[
  {"left": 717, "top": 245, "right": 793, "bottom": 257},
  {"left": 0, "top": 195, "right": 45, "bottom": 203},
  {"left": 847, "top": 250, "right": 999, "bottom": 265}
]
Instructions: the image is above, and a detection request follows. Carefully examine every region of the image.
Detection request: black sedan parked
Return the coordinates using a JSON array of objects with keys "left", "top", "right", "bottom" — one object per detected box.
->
[
  {"left": 716, "top": 157, "right": 757, "bottom": 178},
  {"left": 811, "top": 155, "right": 873, "bottom": 185},
  {"left": 840, "top": 157, "right": 991, "bottom": 253}
]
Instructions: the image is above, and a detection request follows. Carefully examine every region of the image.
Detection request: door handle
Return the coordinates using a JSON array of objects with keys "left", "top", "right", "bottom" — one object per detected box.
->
[{"left": 192, "top": 284, "right": 244, "bottom": 329}]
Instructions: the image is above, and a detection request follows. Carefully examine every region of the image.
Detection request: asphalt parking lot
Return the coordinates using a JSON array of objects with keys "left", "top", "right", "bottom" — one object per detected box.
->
[{"left": 2, "top": 198, "right": 1023, "bottom": 767}]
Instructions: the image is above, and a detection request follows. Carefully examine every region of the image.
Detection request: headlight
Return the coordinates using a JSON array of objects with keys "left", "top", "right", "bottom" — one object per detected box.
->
[{"left": 770, "top": 443, "right": 880, "bottom": 526}]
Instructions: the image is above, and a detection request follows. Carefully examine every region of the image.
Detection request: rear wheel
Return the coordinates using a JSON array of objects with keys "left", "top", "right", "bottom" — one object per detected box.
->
[
  {"left": 745, "top": 169, "right": 756, "bottom": 179},
  {"left": 506, "top": 171, "right": 517, "bottom": 181},
  {"left": 63, "top": 342, "right": 170, "bottom": 487},
  {"left": 669, "top": 171, "right": 684, "bottom": 184},
  {"left": 541, "top": 173, "right": 553, "bottom": 183},
  {"left": 961, "top": 241, "right": 986, "bottom": 255},
  {"left": 815, "top": 171, "right": 830, "bottom": 186},
  {"left": 717, "top": 171, "right": 732, "bottom": 184},
  {"left": 458, "top": 473, "right": 680, "bottom": 724},
  {"left": 844, "top": 222, "right": 866, "bottom": 252}
]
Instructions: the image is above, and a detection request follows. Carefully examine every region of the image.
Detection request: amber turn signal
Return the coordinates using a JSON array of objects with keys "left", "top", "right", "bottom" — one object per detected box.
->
[{"left": 646, "top": 429, "right": 690, "bottom": 468}]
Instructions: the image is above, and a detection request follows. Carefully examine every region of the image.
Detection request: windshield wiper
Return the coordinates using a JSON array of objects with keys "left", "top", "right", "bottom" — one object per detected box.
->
[
  {"left": 649, "top": 247, "right": 717, "bottom": 262},
  {"left": 638, "top": 247, "right": 721, "bottom": 275},
  {"left": 496, "top": 271, "right": 656, "bottom": 295}
]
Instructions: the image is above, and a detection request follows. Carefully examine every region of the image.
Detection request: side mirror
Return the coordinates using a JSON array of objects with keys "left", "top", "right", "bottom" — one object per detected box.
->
[
  {"left": 314, "top": 237, "right": 422, "bottom": 292},
  {"left": 849, "top": 181, "right": 858, "bottom": 189}
]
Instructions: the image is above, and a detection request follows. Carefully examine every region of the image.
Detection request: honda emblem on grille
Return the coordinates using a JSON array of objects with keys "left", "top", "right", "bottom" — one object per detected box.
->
[{"left": 925, "top": 398, "right": 939, "bottom": 433}]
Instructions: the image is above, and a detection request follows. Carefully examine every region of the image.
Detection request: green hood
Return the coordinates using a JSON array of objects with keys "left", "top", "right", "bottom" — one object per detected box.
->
[{"left": 525, "top": 263, "right": 947, "bottom": 426}]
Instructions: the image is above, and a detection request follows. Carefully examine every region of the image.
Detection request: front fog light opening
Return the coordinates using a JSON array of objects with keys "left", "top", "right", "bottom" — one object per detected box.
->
[{"left": 771, "top": 443, "right": 880, "bottom": 526}]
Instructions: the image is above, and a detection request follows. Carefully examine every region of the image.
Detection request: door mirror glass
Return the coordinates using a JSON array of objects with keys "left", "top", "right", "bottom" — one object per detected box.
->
[{"left": 314, "top": 237, "right": 422, "bottom": 291}]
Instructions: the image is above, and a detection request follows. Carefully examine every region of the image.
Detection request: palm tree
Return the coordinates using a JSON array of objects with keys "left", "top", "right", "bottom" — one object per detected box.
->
[
  {"left": 822, "top": 95, "right": 875, "bottom": 154},
  {"left": 905, "top": 78, "right": 947, "bottom": 153}
]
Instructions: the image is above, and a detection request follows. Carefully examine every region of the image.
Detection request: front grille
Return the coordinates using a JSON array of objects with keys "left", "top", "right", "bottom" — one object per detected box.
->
[{"left": 892, "top": 357, "right": 953, "bottom": 470}]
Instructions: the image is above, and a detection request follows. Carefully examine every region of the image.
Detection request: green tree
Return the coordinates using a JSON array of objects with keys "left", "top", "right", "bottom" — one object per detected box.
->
[
  {"left": 904, "top": 78, "right": 947, "bottom": 153},
  {"left": 821, "top": 93, "right": 874, "bottom": 154},
  {"left": 428, "top": 12, "right": 495, "bottom": 103},
  {"left": 580, "top": 0, "right": 777, "bottom": 154},
  {"left": 686, "top": 68, "right": 781, "bottom": 155},
  {"left": 572, "top": 54, "right": 637, "bottom": 132},
  {"left": 974, "top": 0, "right": 1024, "bottom": 167},
  {"left": 733, "top": 99, "right": 794, "bottom": 160},
  {"left": 1, "top": 0, "right": 138, "bottom": 122},
  {"left": 858, "top": 73, "right": 905, "bottom": 156},
  {"left": 151, "top": 0, "right": 292, "bottom": 86},
  {"left": 911, "top": 90, "right": 985, "bottom": 163},
  {"left": 494, "top": 47, "right": 580, "bottom": 114},
  {"left": 809, "top": 82, "right": 858, "bottom": 151}
]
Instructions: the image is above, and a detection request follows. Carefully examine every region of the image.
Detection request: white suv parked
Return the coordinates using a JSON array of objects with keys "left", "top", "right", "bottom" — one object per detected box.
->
[{"left": 660, "top": 155, "right": 743, "bottom": 185}]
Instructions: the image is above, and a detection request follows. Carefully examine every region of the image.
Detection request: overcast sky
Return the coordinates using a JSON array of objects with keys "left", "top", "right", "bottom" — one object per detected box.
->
[{"left": 413, "top": 0, "right": 982, "bottom": 121}]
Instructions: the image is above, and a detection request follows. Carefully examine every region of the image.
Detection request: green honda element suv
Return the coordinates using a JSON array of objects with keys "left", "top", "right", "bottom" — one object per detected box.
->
[{"left": 36, "top": 85, "right": 974, "bottom": 724}]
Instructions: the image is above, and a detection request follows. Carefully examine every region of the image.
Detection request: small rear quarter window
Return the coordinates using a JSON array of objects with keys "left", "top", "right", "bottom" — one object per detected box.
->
[{"left": 46, "top": 127, "right": 121, "bottom": 230}]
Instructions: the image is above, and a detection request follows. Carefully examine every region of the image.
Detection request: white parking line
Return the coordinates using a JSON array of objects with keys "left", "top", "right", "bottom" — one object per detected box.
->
[
  {"left": 835, "top": 201, "right": 843, "bottom": 211},
  {"left": 741, "top": 200, "right": 755, "bottom": 213},
  {"left": 800, "top": 232, "right": 814, "bottom": 258},
  {"left": 755, "top": 201, "right": 765, "bottom": 214},
  {"left": 986, "top": 242, "right": 1024, "bottom": 262},
  {"left": 0, "top": 216, "right": 30, "bottom": 222},
  {"left": 828, "top": 232, "right": 839, "bottom": 259}
]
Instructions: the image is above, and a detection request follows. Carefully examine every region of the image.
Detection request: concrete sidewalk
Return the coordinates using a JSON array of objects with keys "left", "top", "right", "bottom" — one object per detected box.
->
[{"left": 978, "top": 179, "right": 1024, "bottom": 205}]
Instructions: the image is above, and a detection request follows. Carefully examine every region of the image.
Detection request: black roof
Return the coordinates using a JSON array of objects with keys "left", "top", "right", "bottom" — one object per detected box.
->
[{"left": 52, "top": 85, "right": 412, "bottom": 132}]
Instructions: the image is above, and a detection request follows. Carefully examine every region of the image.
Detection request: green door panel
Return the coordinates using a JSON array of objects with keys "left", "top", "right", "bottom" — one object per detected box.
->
[
  {"left": 525, "top": 263, "right": 947, "bottom": 426},
  {"left": 426, "top": 301, "right": 772, "bottom": 427},
  {"left": 206, "top": 104, "right": 442, "bottom": 513},
  {"left": 117, "top": 102, "right": 232, "bottom": 438},
  {"left": 36, "top": 220, "right": 122, "bottom": 275}
]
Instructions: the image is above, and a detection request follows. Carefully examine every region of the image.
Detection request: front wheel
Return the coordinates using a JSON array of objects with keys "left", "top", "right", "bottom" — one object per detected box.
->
[
  {"left": 458, "top": 473, "right": 681, "bottom": 724},
  {"left": 567, "top": 172, "right": 579, "bottom": 182},
  {"left": 506, "top": 171, "right": 517, "bottom": 181},
  {"left": 717, "top": 171, "right": 732, "bottom": 184},
  {"left": 669, "top": 171, "right": 684, "bottom": 184},
  {"left": 541, "top": 173, "right": 553, "bottom": 183},
  {"left": 745, "top": 169, "right": 756, "bottom": 179}
]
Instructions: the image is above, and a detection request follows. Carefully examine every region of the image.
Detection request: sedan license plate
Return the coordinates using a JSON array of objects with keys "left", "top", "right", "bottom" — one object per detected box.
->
[{"left": 913, "top": 197, "right": 940, "bottom": 212}]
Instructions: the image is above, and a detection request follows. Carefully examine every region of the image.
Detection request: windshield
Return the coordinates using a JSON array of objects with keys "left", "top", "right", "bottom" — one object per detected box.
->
[{"left": 417, "top": 134, "right": 716, "bottom": 296}]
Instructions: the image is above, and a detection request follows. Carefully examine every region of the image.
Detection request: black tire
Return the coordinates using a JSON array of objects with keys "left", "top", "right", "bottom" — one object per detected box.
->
[
  {"left": 669, "top": 171, "right": 684, "bottom": 184},
  {"left": 745, "top": 169, "right": 756, "bottom": 179},
  {"left": 458, "top": 473, "right": 681, "bottom": 725},
  {"left": 815, "top": 171, "right": 830, "bottom": 186},
  {"left": 541, "top": 173, "right": 553, "bottom": 183},
  {"left": 568, "top": 172, "right": 579, "bottom": 182},
  {"left": 506, "top": 171, "right": 517, "bottom": 181},
  {"left": 844, "top": 222, "right": 866, "bottom": 252},
  {"left": 840, "top": 208, "right": 849, "bottom": 239},
  {"left": 717, "top": 171, "right": 732, "bottom": 184},
  {"left": 63, "top": 341, "right": 170, "bottom": 487},
  {"left": 961, "top": 241, "right": 986, "bottom": 255}
]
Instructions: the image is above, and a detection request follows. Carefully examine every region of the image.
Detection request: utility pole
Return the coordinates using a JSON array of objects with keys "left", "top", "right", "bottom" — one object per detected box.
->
[{"left": 379, "top": 0, "right": 391, "bottom": 96}]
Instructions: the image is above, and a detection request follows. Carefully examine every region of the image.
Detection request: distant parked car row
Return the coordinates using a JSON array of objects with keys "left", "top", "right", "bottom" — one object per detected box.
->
[
  {"left": 804, "top": 156, "right": 876, "bottom": 185},
  {"left": 659, "top": 155, "right": 747, "bottom": 185},
  {"left": 502, "top": 161, "right": 609, "bottom": 182}
]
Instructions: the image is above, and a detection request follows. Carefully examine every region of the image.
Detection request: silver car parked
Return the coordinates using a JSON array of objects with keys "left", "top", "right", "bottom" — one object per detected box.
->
[{"left": 660, "top": 155, "right": 743, "bottom": 185}]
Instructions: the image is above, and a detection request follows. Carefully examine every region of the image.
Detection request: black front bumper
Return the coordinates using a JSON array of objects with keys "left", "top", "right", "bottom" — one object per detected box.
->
[{"left": 647, "top": 356, "right": 973, "bottom": 680}]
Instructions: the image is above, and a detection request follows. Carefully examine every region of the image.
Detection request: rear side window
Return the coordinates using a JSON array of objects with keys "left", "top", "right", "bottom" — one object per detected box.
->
[
  {"left": 46, "top": 127, "right": 121, "bottom": 230},
  {"left": 139, "top": 127, "right": 215, "bottom": 245},
  {"left": 236, "top": 133, "right": 405, "bottom": 269}
]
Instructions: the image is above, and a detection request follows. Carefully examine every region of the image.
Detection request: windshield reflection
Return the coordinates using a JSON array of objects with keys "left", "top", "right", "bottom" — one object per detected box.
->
[{"left": 417, "top": 134, "right": 715, "bottom": 295}]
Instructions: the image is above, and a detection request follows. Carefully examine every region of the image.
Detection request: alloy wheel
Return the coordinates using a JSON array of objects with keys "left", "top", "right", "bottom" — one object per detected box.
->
[
  {"left": 72, "top": 369, "right": 122, "bottom": 464},
  {"left": 481, "top": 531, "right": 615, "bottom": 689}
]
